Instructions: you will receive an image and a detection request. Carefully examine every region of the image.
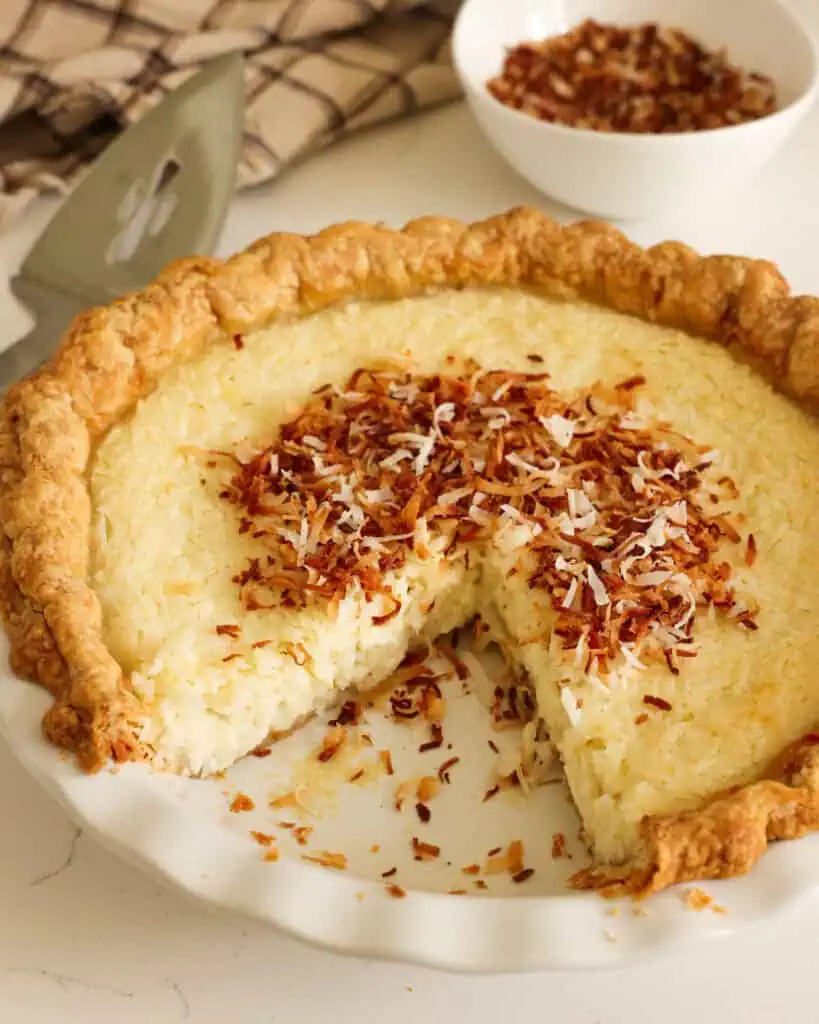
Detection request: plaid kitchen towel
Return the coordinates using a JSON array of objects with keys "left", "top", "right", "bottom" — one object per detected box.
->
[{"left": 0, "top": 0, "right": 461, "bottom": 229}]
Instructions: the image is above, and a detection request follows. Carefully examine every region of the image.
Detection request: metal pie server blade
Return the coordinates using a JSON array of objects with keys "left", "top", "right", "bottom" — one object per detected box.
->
[{"left": 1, "top": 52, "right": 245, "bottom": 390}]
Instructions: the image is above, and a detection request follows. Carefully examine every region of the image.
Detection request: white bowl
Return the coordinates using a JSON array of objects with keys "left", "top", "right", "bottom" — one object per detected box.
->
[{"left": 453, "top": 0, "right": 819, "bottom": 220}]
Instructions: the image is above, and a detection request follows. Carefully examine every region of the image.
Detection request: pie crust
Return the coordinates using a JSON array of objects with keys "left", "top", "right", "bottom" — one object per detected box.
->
[{"left": 4, "top": 206, "right": 819, "bottom": 898}]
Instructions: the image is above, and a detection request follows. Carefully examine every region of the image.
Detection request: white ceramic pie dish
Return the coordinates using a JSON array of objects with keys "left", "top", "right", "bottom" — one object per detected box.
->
[
  {"left": 3, "top": 632, "right": 819, "bottom": 974},
  {"left": 453, "top": 0, "right": 819, "bottom": 219}
]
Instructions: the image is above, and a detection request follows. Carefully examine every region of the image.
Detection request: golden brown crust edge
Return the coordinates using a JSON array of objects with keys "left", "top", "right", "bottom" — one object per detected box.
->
[
  {"left": 570, "top": 734, "right": 819, "bottom": 898},
  {"left": 3, "top": 206, "right": 819, "bottom": 888}
]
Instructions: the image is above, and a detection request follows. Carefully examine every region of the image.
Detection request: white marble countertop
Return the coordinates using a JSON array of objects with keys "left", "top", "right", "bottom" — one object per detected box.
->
[{"left": 4, "top": 12, "right": 819, "bottom": 1016}]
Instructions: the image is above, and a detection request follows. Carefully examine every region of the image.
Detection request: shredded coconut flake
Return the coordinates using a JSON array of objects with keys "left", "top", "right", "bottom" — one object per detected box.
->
[
  {"left": 295, "top": 516, "right": 309, "bottom": 567},
  {"left": 562, "top": 577, "right": 579, "bottom": 609},
  {"left": 634, "top": 570, "right": 672, "bottom": 587},
  {"left": 560, "top": 686, "right": 583, "bottom": 726},
  {"left": 620, "top": 643, "right": 646, "bottom": 671},
  {"left": 469, "top": 504, "right": 493, "bottom": 526},
  {"left": 363, "top": 487, "right": 393, "bottom": 504},
  {"left": 434, "top": 402, "right": 456, "bottom": 426},
  {"left": 586, "top": 564, "right": 609, "bottom": 607},
  {"left": 380, "top": 448, "right": 412, "bottom": 470},
  {"left": 438, "top": 486, "right": 473, "bottom": 507},
  {"left": 539, "top": 413, "right": 575, "bottom": 448}
]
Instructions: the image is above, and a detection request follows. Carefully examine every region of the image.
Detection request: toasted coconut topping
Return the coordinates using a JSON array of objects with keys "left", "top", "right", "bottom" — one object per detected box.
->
[
  {"left": 682, "top": 887, "right": 716, "bottom": 911},
  {"left": 220, "top": 367, "right": 755, "bottom": 679},
  {"left": 507, "top": 839, "right": 525, "bottom": 874},
  {"left": 329, "top": 700, "right": 361, "bottom": 727},
  {"left": 417, "top": 775, "right": 441, "bottom": 802},
  {"left": 490, "top": 675, "right": 536, "bottom": 730},
  {"left": 292, "top": 825, "right": 313, "bottom": 846},
  {"left": 316, "top": 725, "right": 347, "bottom": 762},
  {"left": 551, "top": 832, "right": 568, "bottom": 859},
  {"left": 229, "top": 793, "right": 254, "bottom": 813},
  {"left": 269, "top": 790, "right": 309, "bottom": 813},
  {"left": 302, "top": 851, "right": 348, "bottom": 870},
  {"left": 415, "top": 801, "right": 431, "bottom": 824},
  {"left": 419, "top": 723, "right": 444, "bottom": 752},
  {"left": 484, "top": 839, "right": 526, "bottom": 876},
  {"left": 411, "top": 837, "right": 441, "bottom": 861},
  {"left": 438, "top": 756, "right": 460, "bottom": 783},
  {"left": 393, "top": 778, "right": 421, "bottom": 812}
]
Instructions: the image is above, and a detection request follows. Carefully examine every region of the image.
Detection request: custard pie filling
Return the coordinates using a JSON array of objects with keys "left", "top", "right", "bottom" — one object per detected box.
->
[{"left": 89, "top": 288, "right": 819, "bottom": 867}]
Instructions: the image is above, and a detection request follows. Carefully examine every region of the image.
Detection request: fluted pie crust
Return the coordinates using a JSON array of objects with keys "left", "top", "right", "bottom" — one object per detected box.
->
[{"left": 4, "top": 207, "right": 819, "bottom": 898}]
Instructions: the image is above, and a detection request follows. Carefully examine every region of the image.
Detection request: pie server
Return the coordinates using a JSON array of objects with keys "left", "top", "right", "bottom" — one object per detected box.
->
[{"left": 0, "top": 52, "right": 245, "bottom": 390}]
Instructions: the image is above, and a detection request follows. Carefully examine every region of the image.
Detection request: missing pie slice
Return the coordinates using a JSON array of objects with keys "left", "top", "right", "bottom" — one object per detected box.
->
[{"left": 4, "top": 208, "right": 819, "bottom": 897}]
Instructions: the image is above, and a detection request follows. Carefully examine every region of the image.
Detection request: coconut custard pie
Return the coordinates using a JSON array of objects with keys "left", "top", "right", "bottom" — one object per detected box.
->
[{"left": 4, "top": 208, "right": 819, "bottom": 897}]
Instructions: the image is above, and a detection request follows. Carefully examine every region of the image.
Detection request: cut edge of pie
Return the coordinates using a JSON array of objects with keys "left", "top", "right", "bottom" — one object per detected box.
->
[{"left": 4, "top": 206, "right": 819, "bottom": 899}]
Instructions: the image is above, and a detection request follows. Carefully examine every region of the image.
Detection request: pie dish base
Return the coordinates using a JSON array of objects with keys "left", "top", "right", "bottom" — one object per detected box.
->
[{"left": 3, "top": 634, "right": 818, "bottom": 972}]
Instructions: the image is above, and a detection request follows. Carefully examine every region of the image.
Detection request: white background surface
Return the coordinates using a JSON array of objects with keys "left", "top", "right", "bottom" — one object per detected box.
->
[{"left": 3, "top": 3, "right": 819, "bottom": 1014}]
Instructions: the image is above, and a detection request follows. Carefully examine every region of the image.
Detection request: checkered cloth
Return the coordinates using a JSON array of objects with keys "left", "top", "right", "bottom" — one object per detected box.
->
[{"left": 0, "top": 0, "right": 461, "bottom": 229}]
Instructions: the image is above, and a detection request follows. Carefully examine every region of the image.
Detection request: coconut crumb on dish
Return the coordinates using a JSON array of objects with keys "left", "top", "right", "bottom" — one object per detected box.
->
[
  {"left": 411, "top": 837, "right": 441, "bottom": 861},
  {"left": 269, "top": 791, "right": 309, "bottom": 813},
  {"left": 415, "top": 802, "right": 431, "bottom": 823},
  {"left": 302, "top": 851, "right": 348, "bottom": 871},
  {"left": 229, "top": 793, "right": 254, "bottom": 813},
  {"left": 485, "top": 840, "right": 526, "bottom": 876},
  {"left": 417, "top": 775, "right": 441, "bottom": 802},
  {"left": 437, "top": 756, "right": 459, "bottom": 783},
  {"left": 682, "top": 887, "right": 714, "bottom": 910},
  {"left": 681, "top": 887, "right": 725, "bottom": 913},
  {"left": 551, "top": 832, "right": 568, "bottom": 859},
  {"left": 316, "top": 726, "right": 347, "bottom": 762},
  {"left": 291, "top": 826, "right": 313, "bottom": 847}
]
